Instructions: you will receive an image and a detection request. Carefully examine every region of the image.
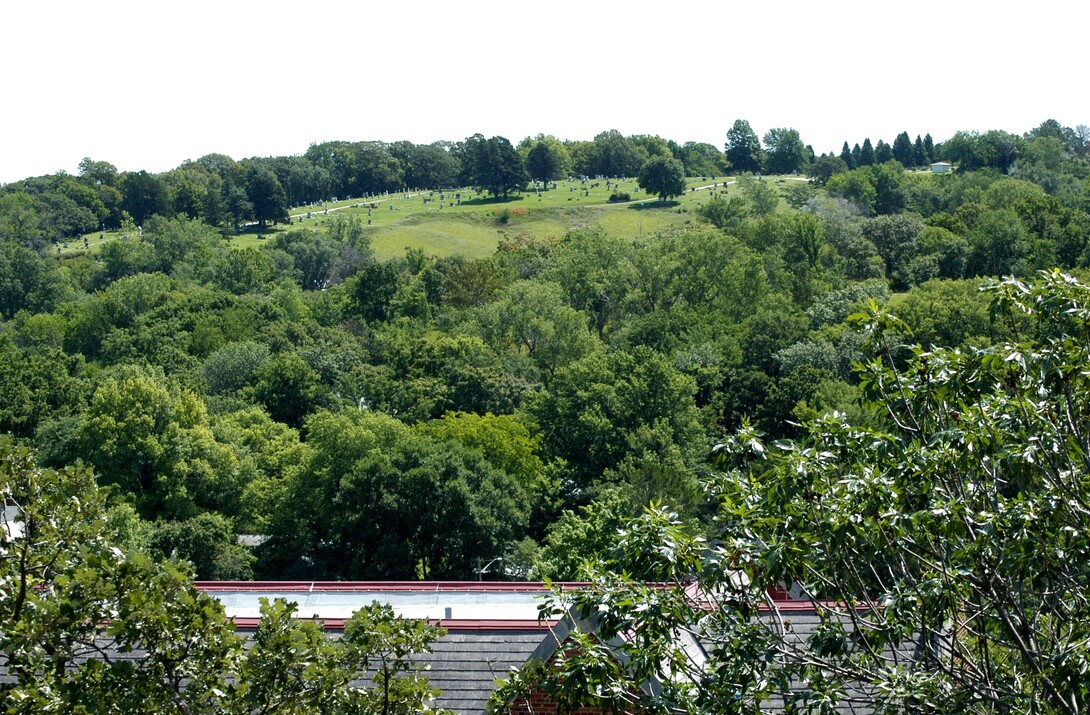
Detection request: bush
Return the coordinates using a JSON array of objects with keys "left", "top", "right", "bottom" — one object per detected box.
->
[{"left": 607, "top": 192, "right": 631, "bottom": 203}]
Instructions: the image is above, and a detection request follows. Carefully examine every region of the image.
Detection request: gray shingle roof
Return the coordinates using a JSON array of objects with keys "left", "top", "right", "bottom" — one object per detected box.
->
[{"left": 422, "top": 630, "right": 547, "bottom": 714}]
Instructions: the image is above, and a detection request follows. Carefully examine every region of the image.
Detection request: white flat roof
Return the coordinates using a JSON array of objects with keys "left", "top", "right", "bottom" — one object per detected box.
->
[{"left": 211, "top": 589, "right": 547, "bottom": 621}]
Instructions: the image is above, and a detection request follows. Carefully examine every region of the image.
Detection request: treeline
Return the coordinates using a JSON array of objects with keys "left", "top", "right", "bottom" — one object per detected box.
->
[
  {"left": 0, "top": 132, "right": 722, "bottom": 244},
  {"left": 0, "top": 118, "right": 1087, "bottom": 583},
  {"left": 4, "top": 119, "right": 1085, "bottom": 246}
]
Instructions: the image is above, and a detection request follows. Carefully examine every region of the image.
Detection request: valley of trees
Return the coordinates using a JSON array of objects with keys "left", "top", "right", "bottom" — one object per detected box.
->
[
  {"left": 1, "top": 119, "right": 1089, "bottom": 581},
  {"left": 3, "top": 118, "right": 1090, "bottom": 711}
]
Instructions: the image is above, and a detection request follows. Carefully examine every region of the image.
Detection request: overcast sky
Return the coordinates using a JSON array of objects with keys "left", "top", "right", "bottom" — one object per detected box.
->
[{"left": 2, "top": 0, "right": 1085, "bottom": 185}]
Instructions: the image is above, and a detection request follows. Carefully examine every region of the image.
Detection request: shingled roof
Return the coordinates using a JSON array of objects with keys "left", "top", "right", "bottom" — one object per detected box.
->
[{"left": 199, "top": 581, "right": 567, "bottom": 715}]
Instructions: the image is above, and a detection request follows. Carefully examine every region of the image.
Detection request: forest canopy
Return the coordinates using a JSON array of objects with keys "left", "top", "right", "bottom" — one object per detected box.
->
[{"left": 0, "top": 118, "right": 1087, "bottom": 584}]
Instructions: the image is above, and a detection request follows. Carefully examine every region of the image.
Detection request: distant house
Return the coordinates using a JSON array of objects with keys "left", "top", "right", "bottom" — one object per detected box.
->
[
  {"left": 0, "top": 579, "right": 865, "bottom": 714},
  {"left": 931, "top": 161, "right": 953, "bottom": 173},
  {"left": 200, "top": 581, "right": 567, "bottom": 714},
  {"left": 183, "top": 583, "right": 902, "bottom": 714}
]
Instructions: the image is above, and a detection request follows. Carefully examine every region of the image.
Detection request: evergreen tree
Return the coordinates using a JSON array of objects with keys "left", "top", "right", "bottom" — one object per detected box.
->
[
  {"left": 859, "top": 138, "right": 875, "bottom": 166},
  {"left": 840, "top": 141, "right": 856, "bottom": 169},
  {"left": 892, "top": 131, "right": 914, "bottom": 166},
  {"left": 914, "top": 134, "right": 929, "bottom": 167},
  {"left": 851, "top": 143, "right": 862, "bottom": 167},
  {"left": 875, "top": 139, "right": 894, "bottom": 164},
  {"left": 923, "top": 133, "right": 935, "bottom": 161}
]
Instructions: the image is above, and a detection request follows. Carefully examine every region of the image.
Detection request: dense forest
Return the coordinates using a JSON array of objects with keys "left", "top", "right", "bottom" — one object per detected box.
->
[{"left": 1, "top": 118, "right": 1089, "bottom": 587}]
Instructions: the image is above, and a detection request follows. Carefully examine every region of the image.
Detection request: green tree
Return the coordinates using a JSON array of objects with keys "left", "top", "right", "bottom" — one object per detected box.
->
[
  {"left": 269, "top": 410, "right": 528, "bottom": 580},
  {"left": 807, "top": 155, "right": 848, "bottom": 185},
  {"left": 591, "top": 130, "right": 643, "bottom": 177},
  {"left": 725, "top": 119, "right": 763, "bottom": 173},
  {"left": 736, "top": 173, "right": 779, "bottom": 216},
  {"left": 147, "top": 512, "right": 255, "bottom": 580},
  {"left": 525, "top": 136, "right": 571, "bottom": 185},
  {"left": 840, "top": 141, "right": 856, "bottom": 169},
  {"left": 696, "top": 194, "right": 747, "bottom": 231},
  {"left": 526, "top": 347, "right": 702, "bottom": 494},
  {"left": 120, "top": 170, "right": 170, "bottom": 225},
  {"left": 246, "top": 164, "right": 290, "bottom": 228},
  {"left": 461, "top": 134, "right": 528, "bottom": 199},
  {"left": 874, "top": 138, "right": 894, "bottom": 163},
  {"left": 637, "top": 156, "right": 686, "bottom": 202},
  {"left": 859, "top": 137, "right": 875, "bottom": 166},
  {"left": 862, "top": 212, "right": 924, "bottom": 289},
  {"left": 0, "top": 241, "right": 66, "bottom": 319},
  {"left": 0, "top": 441, "right": 445, "bottom": 713},
  {"left": 495, "top": 271, "right": 1090, "bottom": 715},
  {"left": 479, "top": 279, "right": 597, "bottom": 385},
  {"left": 544, "top": 228, "right": 636, "bottom": 338},
  {"left": 250, "top": 351, "right": 330, "bottom": 428},
  {"left": 76, "top": 367, "right": 241, "bottom": 519},
  {"left": 915, "top": 133, "right": 930, "bottom": 166},
  {"left": 762, "top": 127, "right": 808, "bottom": 174},
  {"left": 892, "top": 130, "right": 914, "bottom": 165}
]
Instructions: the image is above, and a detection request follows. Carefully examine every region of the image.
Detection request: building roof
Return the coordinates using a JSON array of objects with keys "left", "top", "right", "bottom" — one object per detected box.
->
[
  {"left": 3, "top": 581, "right": 856, "bottom": 714},
  {"left": 195, "top": 580, "right": 574, "bottom": 628},
  {"left": 196, "top": 581, "right": 567, "bottom": 714}
]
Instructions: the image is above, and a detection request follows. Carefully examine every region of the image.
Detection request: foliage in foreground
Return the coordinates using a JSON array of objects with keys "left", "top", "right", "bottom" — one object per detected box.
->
[
  {"left": 0, "top": 443, "right": 446, "bottom": 714},
  {"left": 492, "top": 271, "right": 1090, "bottom": 715}
]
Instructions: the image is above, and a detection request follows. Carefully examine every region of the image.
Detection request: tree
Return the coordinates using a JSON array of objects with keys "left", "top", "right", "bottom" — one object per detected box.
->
[
  {"left": 637, "top": 156, "right": 686, "bottom": 202},
  {"left": 525, "top": 136, "right": 571, "bottom": 185},
  {"left": 762, "top": 127, "right": 808, "bottom": 174},
  {"left": 494, "top": 271, "right": 1090, "bottom": 715},
  {"left": 874, "top": 138, "right": 894, "bottom": 164},
  {"left": 725, "top": 119, "right": 763, "bottom": 173},
  {"left": 677, "top": 141, "right": 728, "bottom": 176},
  {"left": 76, "top": 367, "right": 242, "bottom": 519},
  {"left": 697, "top": 194, "right": 747, "bottom": 231},
  {"left": 840, "top": 141, "right": 856, "bottom": 169},
  {"left": 544, "top": 228, "right": 637, "bottom": 338},
  {"left": 460, "top": 134, "right": 528, "bottom": 199},
  {"left": 863, "top": 211, "right": 924, "bottom": 288},
  {"left": 808, "top": 155, "right": 848, "bottom": 185},
  {"left": 892, "top": 131, "right": 914, "bottom": 166},
  {"left": 251, "top": 351, "right": 330, "bottom": 428},
  {"left": 859, "top": 137, "right": 875, "bottom": 166},
  {"left": 0, "top": 241, "right": 66, "bottom": 319},
  {"left": 590, "top": 130, "right": 643, "bottom": 177},
  {"left": 736, "top": 173, "right": 779, "bottom": 216},
  {"left": 120, "top": 170, "right": 170, "bottom": 224},
  {"left": 914, "top": 133, "right": 930, "bottom": 167},
  {"left": 246, "top": 164, "right": 289, "bottom": 228},
  {"left": 479, "top": 279, "right": 597, "bottom": 385},
  {"left": 268, "top": 410, "right": 528, "bottom": 580},
  {"left": 525, "top": 347, "right": 702, "bottom": 494},
  {"left": 0, "top": 440, "right": 445, "bottom": 713}
]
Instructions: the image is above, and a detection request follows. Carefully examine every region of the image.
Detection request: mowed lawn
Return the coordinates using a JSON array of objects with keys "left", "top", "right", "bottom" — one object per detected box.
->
[{"left": 64, "top": 175, "right": 804, "bottom": 262}]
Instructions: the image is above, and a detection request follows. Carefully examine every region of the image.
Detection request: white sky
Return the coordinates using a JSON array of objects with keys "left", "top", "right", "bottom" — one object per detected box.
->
[{"left": 2, "top": 0, "right": 1085, "bottom": 185}]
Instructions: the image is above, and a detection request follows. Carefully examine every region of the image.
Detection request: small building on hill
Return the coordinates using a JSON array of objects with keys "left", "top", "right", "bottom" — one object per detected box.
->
[{"left": 930, "top": 161, "right": 953, "bottom": 173}]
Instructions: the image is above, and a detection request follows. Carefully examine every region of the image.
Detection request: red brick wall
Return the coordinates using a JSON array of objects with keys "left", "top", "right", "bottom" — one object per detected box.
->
[{"left": 505, "top": 686, "right": 636, "bottom": 714}]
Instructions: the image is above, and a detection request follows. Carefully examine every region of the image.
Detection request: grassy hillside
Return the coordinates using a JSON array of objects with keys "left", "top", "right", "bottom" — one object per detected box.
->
[{"left": 65, "top": 175, "right": 806, "bottom": 261}]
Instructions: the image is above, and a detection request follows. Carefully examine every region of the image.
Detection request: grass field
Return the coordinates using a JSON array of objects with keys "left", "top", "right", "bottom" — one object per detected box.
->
[{"left": 65, "top": 175, "right": 804, "bottom": 262}]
